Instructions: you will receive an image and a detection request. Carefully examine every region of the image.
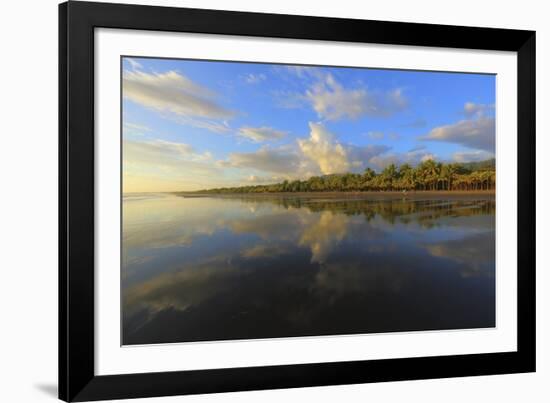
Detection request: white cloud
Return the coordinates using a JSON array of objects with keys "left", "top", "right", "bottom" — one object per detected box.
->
[
  {"left": 366, "top": 131, "right": 400, "bottom": 141},
  {"left": 124, "top": 139, "right": 213, "bottom": 165},
  {"left": 272, "top": 90, "right": 308, "bottom": 109},
  {"left": 173, "top": 117, "right": 232, "bottom": 134},
  {"left": 305, "top": 73, "right": 408, "bottom": 121},
  {"left": 238, "top": 126, "right": 287, "bottom": 143},
  {"left": 123, "top": 70, "right": 235, "bottom": 132},
  {"left": 221, "top": 146, "right": 302, "bottom": 175},
  {"left": 220, "top": 123, "right": 389, "bottom": 179},
  {"left": 464, "top": 102, "right": 494, "bottom": 118},
  {"left": 298, "top": 123, "right": 350, "bottom": 174},
  {"left": 283, "top": 65, "right": 318, "bottom": 78},
  {"left": 125, "top": 58, "right": 143, "bottom": 71},
  {"left": 347, "top": 144, "right": 391, "bottom": 169},
  {"left": 123, "top": 122, "right": 151, "bottom": 136},
  {"left": 244, "top": 73, "right": 266, "bottom": 84},
  {"left": 420, "top": 116, "right": 495, "bottom": 152},
  {"left": 123, "top": 139, "right": 224, "bottom": 192},
  {"left": 299, "top": 123, "right": 388, "bottom": 175},
  {"left": 275, "top": 69, "right": 408, "bottom": 121}
]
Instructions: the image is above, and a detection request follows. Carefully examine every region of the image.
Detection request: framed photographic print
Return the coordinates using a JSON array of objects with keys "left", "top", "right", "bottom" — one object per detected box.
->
[{"left": 59, "top": 1, "right": 536, "bottom": 401}]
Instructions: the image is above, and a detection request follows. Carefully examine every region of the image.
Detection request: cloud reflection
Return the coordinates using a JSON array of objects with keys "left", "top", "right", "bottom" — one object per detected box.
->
[{"left": 122, "top": 194, "right": 496, "bottom": 344}]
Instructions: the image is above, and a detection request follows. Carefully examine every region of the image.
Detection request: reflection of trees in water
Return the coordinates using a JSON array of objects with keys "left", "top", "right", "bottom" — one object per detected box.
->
[{"left": 224, "top": 196, "right": 495, "bottom": 228}]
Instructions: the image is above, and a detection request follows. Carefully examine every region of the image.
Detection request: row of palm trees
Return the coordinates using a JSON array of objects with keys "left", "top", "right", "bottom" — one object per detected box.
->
[{"left": 198, "top": 159, "right": 496, "bottom": 193}]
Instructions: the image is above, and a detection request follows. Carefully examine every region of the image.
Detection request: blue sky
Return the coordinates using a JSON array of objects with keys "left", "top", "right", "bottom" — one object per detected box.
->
[{"left": 122, "top": 57, "right": 495, "bottom": 192}]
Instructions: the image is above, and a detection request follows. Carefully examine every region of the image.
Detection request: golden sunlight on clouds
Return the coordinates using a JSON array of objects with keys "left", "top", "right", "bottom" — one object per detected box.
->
[{"left": 298, "top": 122, "right": 350, "bottom": 175}]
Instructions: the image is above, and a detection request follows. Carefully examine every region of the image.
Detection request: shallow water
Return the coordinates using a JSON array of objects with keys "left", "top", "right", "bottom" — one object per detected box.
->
[{"left": 122, "top": 193, "right": 495, "bottom": 345}]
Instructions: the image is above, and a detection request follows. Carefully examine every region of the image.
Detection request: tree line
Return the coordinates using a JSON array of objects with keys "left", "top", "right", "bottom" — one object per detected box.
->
[{"left": 196, "top": 159, "right": 496, "bottom": 193}]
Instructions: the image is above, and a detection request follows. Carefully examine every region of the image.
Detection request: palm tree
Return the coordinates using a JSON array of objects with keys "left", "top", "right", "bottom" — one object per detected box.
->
[
  {"left": 381, "top": 163, "right": 398, "bottom": 191},
  {"left": 398, "top": 163, "right": 415, "bottom": 190}
]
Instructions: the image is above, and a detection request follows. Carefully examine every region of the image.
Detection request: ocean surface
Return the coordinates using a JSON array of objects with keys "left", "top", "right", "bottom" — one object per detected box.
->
[{"left": 122, "top": 193, "right": 495, "bottom": 345}]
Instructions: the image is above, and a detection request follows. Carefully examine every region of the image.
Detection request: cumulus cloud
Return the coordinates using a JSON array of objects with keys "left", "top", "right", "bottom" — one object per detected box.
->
[
  {"left": 221, "top": 123, "right": 389, "bottom": 178},
  {"left": 347, "top": 144, "right": 391, "bottom": 169},
  {"left": 306, "top": 73, "right": 408, "bottom": 121},
  {"left": 275, "top": 68, "right": 408, "bottom": 121},
  {"left": 420, "top": 116, "right": 495, "bottom": 152},
  {"left": 123, "top": 70, "right": 236, "bottom": 133},
  {"left": 298, "top": 123, "right": 350, "bottom": 174},
  {"left": 238, "top": 126, "right": 287, "bottom": 143}
]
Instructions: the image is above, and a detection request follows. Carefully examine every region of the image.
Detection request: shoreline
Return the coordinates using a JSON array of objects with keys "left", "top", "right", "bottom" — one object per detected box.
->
[{"left": 173, "top": 190, "right": 495, "bottom": 201}]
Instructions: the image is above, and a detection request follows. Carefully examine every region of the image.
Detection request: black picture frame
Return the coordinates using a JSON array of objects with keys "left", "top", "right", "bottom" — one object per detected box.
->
[{"left": 59, "top": 1, "right": 536, "bottom": 401}]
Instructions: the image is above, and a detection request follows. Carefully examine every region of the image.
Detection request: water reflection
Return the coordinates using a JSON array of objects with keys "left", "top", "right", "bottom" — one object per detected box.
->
[{"left": 122, "top": 194, "right": 495, "bottom": 345}]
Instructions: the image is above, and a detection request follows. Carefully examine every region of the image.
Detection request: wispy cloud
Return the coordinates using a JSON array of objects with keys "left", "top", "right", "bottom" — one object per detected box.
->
[
  {"left": 367, "top": 131, "right": 385, "bottom": 140},
  {"left": 124, "top": 139, "right": 213, "bottom": 165},
  {"left": 420, "top": 116, "right": 495, "bottom": 152},
  {"left": 306, "top": 73, "right": 408, "bottom": 121},
  {"left": 276, "top": 68, "right": 408, "bottom": 121},
  {"left": 220, "top": 146, "right": 302, "bottom": 175},
  {"left": 123, "top": 139, "right": 220, "bottom": 192},
  {"left": 238, "top": 126, "right": 287, "bottom": 143},
  {"left": 123, "top": 70, "right": 236, "bottom": 133},
  {"left": 243, "top": 73, "right": 266, "bottom": 84},
  {"left": 172, "top": 117, "right": 233, "bottom": 134},
  {"left": 365, "top": 131, "right": 400, "bottom": 141},
  {"left": 123, "top": 122, "right": 151, "bottom": 136},
  {"left": 125, "top": 58, "right": 143, "bottom": 71}
]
